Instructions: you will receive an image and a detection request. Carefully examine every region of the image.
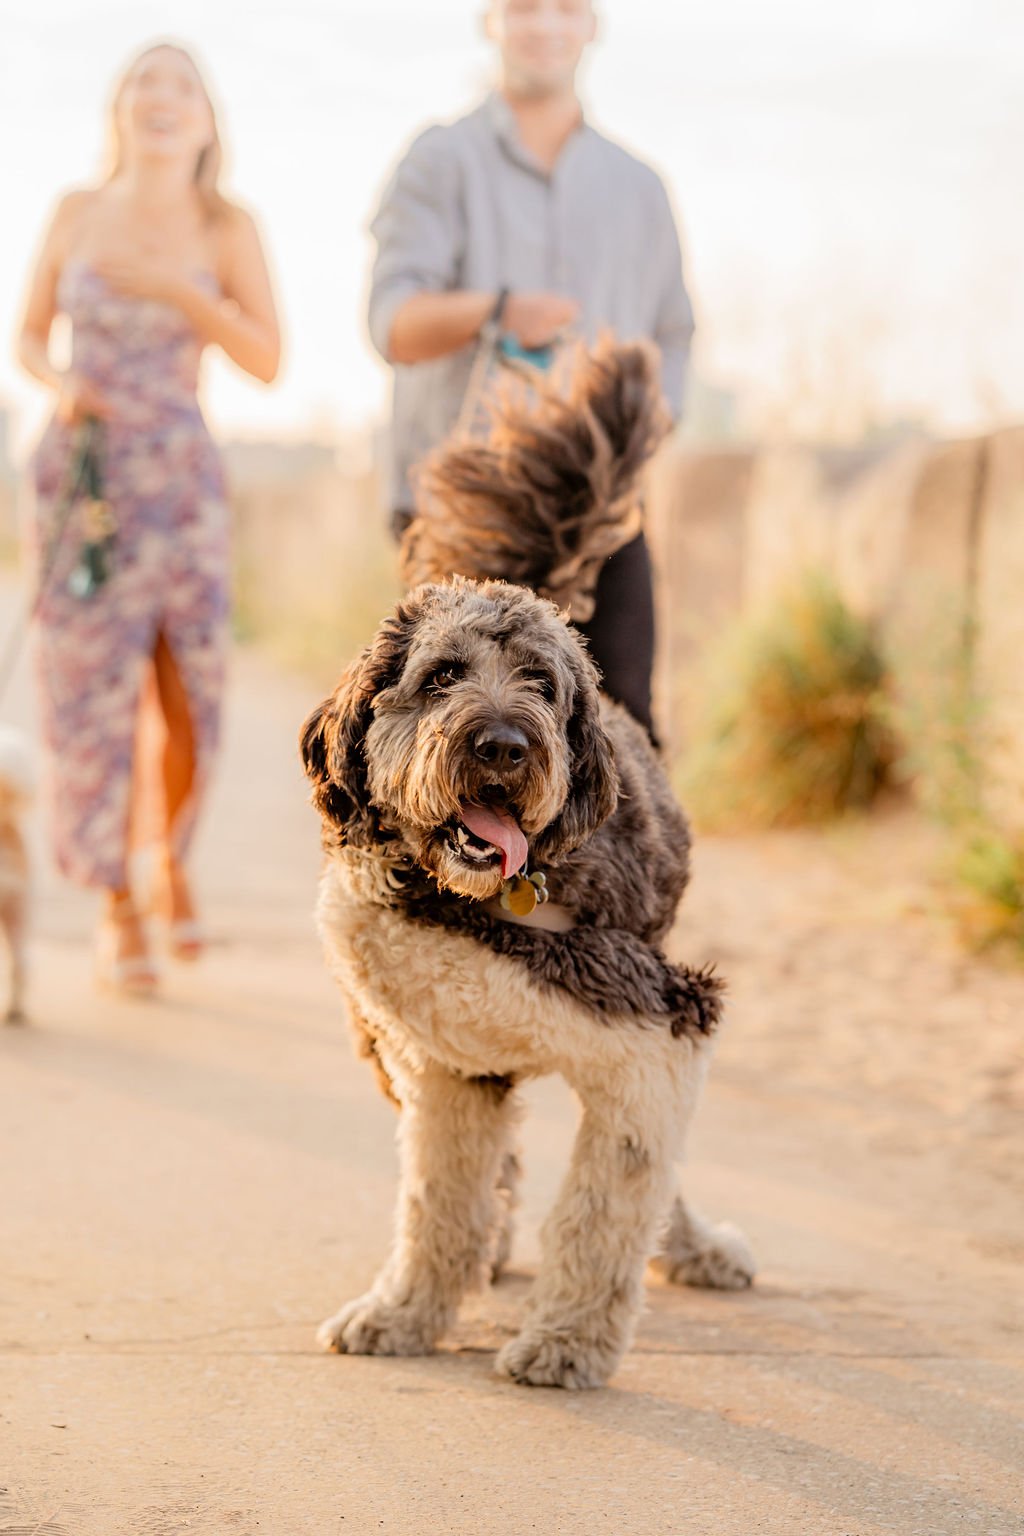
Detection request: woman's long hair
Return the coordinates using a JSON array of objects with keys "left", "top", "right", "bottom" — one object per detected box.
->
[{"left": 106, "top": 42, "right": 231, "bottom": 221}]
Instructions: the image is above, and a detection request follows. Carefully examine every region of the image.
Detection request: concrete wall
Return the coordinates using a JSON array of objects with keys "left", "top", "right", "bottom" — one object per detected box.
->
[
  {"left": 974, "top": 431, "right": 1024, "bottom": 829},
  {"left": 648, "top": 426, "right": 1024, "bottom": 825}
]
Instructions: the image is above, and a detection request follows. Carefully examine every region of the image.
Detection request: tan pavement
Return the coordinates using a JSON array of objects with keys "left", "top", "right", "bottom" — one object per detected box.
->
[{"left": 2, "top": 627, "right": 1022, "bottom": 1536}]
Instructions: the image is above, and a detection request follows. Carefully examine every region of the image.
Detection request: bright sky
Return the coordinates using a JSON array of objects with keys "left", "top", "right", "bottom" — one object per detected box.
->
[{"left": 2, "top": 0, "right": 1021, "bottom": 449}]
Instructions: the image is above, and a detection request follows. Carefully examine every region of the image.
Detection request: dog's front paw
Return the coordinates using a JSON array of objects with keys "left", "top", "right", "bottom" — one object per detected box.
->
[
  {"left": 317, "top": 1293, "right": 438, "bottom": 1357},
  {"left": 496, "top": 1326, "right": 618, "bottom": 1390},
  {"left": 650, "top": 1215, "right": 756, "bottom": 1291}
]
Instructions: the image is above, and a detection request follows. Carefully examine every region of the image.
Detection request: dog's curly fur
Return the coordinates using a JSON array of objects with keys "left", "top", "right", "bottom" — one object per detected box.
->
[
  {"left": 302, "top": 343, "right": 754, "bottom": 1390},
  {"left": 403, "top": 338, "right": 670, "bottom": 621}
]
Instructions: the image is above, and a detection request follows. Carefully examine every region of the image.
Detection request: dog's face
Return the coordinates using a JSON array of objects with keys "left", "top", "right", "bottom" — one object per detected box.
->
[{"left": 301, "top": 580, "right": 619, "bottom": 900}]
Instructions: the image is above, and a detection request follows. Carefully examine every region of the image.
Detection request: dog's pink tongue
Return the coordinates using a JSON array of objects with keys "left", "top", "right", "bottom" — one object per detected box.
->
[{"left": 459, "top": 802, "right": 528, "bottom": 879}]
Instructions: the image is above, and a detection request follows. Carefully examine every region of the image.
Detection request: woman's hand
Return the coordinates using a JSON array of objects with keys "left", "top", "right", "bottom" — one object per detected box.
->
[
  {"left": 92, "top": 255, "right": 187, "bottom": 307},
  {"left": 56, "top": 373, "right": 111, "bottom": 425}
]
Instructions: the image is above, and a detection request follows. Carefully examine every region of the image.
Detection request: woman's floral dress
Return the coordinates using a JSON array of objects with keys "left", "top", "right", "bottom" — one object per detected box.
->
[{"left": 29, "top": 262, "right": 230, "bottom": 889}]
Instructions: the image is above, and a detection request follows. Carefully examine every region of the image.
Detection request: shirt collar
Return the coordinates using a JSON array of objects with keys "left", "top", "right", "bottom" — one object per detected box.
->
[{"left": 484, "top": 90, "right": 588, "bottom": 180}]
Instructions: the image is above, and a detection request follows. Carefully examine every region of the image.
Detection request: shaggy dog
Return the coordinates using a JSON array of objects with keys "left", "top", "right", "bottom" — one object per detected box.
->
[{"left": 301, "top": 344, "right": 754, "bottom": 1389}]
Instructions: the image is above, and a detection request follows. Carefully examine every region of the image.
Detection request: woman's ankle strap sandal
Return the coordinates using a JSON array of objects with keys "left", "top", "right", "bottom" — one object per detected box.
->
[{"left": 96, "top": 903, "right": 159, "bottom": 995}]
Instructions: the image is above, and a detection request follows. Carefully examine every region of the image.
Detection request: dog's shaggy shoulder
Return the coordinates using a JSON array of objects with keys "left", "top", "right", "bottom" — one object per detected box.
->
[{"left": 302, "top": 579, "right": 720, "bottom": 1041}]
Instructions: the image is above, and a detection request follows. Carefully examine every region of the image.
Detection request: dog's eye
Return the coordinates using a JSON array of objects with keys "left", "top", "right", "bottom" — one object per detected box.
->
[
  {"left": 428, "top": 662, "right": 465, "bottom": 693},
  {"left": 523, "top": 669, "right": 556, "bottom": 702}
]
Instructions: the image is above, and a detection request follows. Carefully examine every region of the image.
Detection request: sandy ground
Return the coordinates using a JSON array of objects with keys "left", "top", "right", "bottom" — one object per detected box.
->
[{"left": 1, "top": 622, "right": 1022, "bottom": 1536}]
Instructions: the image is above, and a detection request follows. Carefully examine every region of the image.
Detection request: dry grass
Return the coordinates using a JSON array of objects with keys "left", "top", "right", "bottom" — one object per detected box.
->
[
  {"left": 889, "top": 611, "right": 1024, "bottom": 957},
  {"left": 950, "top": 829, "right": 1024, "bottom": 955},
  {"left": 888, "top": 612, "right": 983, "bottom": 826},
  {"left": 682, "top": 576, "right": 894, "bottom": 830},
  {"left": 229, "top": 468, "right": 399, "bottom": 687}
]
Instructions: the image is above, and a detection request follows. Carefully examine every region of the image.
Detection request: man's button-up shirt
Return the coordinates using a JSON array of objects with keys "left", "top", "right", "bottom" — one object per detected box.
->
[{"left": 369, "top": 93, "right": 695, "bottom": 514}]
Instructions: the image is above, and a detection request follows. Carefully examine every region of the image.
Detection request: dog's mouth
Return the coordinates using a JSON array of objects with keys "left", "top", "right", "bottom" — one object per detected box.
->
[{"left": 443, "top": 797, "right": 529, "bottom": 880}]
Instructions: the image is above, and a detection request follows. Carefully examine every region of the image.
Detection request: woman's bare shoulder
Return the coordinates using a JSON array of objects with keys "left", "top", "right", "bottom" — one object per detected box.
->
[
  {"left": 210, "top": 200, "right": 268, "bottom": 277},
  {"left": 53, "top": 185, "right": 103, "bottom": 223},
  {"left": 31, "top": 186, "right": 103, "bottom": 269},
  {"left": 211, "top": 199, "right": 262, "bottom": 242},
  {"left": 48, "top": 185, "right": 103, "bottom": 246}
]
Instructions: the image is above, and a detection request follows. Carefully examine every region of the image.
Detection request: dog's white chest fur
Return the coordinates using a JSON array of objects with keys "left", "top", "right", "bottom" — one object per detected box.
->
[{"left": 315, "top": 857, "right": 656, "bottom": 1086}]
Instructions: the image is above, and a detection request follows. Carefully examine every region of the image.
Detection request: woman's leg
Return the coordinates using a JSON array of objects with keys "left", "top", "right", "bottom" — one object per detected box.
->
[
  {"left": 149, "top": 631, "right": 203, "bottom": 952},
  {"left": 152, "top": 630, "right": 197, "bottom": 837},
  {"left": 97, "top": 886, "right": 158, "bottom": 992},
  {"left": 33, "top": 587, "right": 159, "bottom": 988}
]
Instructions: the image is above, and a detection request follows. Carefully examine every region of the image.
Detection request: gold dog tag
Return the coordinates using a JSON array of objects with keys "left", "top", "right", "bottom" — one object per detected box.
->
[{"left": 506, "top": 876, "right": 538, "bottom": 917}]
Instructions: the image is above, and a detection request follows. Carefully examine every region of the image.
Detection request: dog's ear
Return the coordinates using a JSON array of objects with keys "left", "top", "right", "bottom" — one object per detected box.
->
[
  {"left": 299, "top": 605, "right": 416, "bottom": 842},
  {"left": 300, "top": 692, "right": 355, "bottom": 832},
  {"left": 533, "top": 647, "right": 619, "bottom": 863}
]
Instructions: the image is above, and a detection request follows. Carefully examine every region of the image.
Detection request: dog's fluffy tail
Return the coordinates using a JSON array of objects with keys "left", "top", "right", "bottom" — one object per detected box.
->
[{"left": 403, "top": 338, "right": 670, "bottom": 621}]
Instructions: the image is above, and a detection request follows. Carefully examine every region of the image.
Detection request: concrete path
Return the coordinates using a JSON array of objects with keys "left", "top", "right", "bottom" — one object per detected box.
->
[{"left": 2, "top": 628, "right": 1022, "bottom": 1536}]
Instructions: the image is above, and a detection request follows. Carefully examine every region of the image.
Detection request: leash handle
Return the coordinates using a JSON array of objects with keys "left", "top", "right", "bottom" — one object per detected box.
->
[{"left": 454, "top": 316, "right": 576, "bottom": 442}]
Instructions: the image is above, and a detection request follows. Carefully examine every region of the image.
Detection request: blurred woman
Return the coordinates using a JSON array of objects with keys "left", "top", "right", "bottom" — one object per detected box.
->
[{"left": 17, "top": 41, "right": 280, "bottom": 992}]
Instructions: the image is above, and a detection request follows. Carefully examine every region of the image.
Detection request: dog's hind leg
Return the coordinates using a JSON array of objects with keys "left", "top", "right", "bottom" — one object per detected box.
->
[
  {"left": 649, "top": 1193, "right": 756, "bottom": 1291},
  {"left": 318, "top": 1061, "right": 520, "bottom": 1357},
  {"left": 497, "top": 1036, "right": 705, "bottom": 1390},
  {"left": 489, "top": 1147, "right": 522, "bottom": 1282}
]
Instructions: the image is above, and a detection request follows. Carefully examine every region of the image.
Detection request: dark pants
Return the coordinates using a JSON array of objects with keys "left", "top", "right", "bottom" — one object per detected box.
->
[
  {"left": 390, "top": 517, "right": 657, "bottom": 741},
  {"left": 575, "top": 532, "right": 657, "bottom": 742}
]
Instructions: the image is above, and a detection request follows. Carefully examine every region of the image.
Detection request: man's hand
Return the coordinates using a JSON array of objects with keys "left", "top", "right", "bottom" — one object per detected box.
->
[
  {"left": 503, "top": 292, "right": 580, "bottom": 349},
  {"left": 92, "top": 256, "right": 188, "bottom": 308},
  {"left": 387, "top": 289, "right": 581, "bottom": 366}
]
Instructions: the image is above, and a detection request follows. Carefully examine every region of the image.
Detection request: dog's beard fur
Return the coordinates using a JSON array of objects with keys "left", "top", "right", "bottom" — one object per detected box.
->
[{"left": 366, "top": 671, "right": 570, "bottom": 900}]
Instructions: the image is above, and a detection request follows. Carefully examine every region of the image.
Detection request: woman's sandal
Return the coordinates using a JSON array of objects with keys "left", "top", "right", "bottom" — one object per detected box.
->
[
  {"left": 96, "top": 896, "right": 159, "bottom": 996},
  {"left": 152, "top": 855, "right": 206, "bottom": 962}
]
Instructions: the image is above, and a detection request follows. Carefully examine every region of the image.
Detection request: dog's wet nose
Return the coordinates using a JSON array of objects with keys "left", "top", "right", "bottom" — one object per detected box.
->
[{"left": 473, "top": 723, "right": 530, "bottom": 772}]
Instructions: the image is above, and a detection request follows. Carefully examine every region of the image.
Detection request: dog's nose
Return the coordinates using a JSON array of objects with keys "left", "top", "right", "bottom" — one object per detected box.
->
[{"left": 473, "top": 723, "right": 530, "bottom": 772}]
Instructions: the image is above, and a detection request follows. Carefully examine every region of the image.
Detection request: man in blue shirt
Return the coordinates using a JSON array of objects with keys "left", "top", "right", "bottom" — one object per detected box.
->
[{"left": 369, "top": 0, "right": 694, "bottom": 738}]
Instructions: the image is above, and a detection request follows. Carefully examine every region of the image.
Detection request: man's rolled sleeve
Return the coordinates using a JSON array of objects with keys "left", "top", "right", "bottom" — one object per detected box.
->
[
  {"left": 367, "top": 127, "right": 462, "bottom": 361},
  {"left": 650, "top": 180, "right": 695, "bottom": 421}
]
